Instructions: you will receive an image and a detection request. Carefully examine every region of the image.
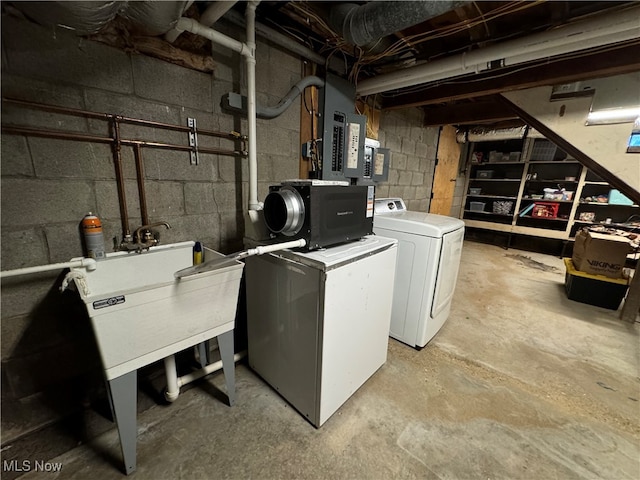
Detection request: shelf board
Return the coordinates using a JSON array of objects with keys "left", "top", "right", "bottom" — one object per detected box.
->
[
  {"left": 526, "top": 179, "right": 579, "bottom": 183},
  {"left": 471, "top": 178, "right": 521, "bottom": 182},
  {"left": 584, "top": 181, "right": 609, "bottom": 185},
  {"left": 579, "top": 202, "right": 638, "bottom": 207},
  {"left": 528, "top": 160, "right": 580, "bottom": 164},
  {"left": 467, "top": 194, "right": 517, "bottom": 200},
  {"left": 464, "top": 210, "right": 513, "bottom": 217},
  {"left": 574, "top": 220, "right": 640, "bottom": 228},
  {"left": 519, "top": 215, "right": 569, "bottom": 222},
  {"left": 511, "top": 225, "right": 568, "bottom": 239},
  {"left": 462, "top": 219, "right": 514, "bottom": 232},
  {"left": 474, "top": 161, "right": 524, "bottom": 166},
  {"left": 521, "top": 198, "right": 574, "bottom": 203}
]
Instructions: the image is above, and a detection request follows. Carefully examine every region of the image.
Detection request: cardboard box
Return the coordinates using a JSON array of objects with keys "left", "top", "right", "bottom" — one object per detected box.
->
[{"left": 572, "top": 229, "right": 631, "bottom": 278}]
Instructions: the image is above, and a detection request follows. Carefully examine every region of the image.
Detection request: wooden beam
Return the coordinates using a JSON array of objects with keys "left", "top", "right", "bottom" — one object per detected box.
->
[
  {"left": 621, "top": 269, "right": 640, "bottom": 323},
  {"left": 423, "top": 97, "right": 518, "bottom": 126},
  {"left": 382, "top": 41, "right": 640, "bottom": 110}
]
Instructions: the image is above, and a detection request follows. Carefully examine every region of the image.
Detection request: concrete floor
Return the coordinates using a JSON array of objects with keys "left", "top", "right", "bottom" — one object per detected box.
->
[{"left": 15, "top": 241, "right": 640, "bottom": 479}]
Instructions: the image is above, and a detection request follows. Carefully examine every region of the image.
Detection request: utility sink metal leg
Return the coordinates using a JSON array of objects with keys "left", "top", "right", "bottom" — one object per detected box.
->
[
  {"left": 217, "top": 330, "right": 236, "bottom": 406},
  {"left": 107, "top": 371, "right": 137, "bottom": 475},
  {"left": 197, "top": 340, "right": 211, "bottom": 368}
]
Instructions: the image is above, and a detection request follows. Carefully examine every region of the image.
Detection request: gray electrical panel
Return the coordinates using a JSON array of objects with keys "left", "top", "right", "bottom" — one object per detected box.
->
[
  {"left": 316, "top": 74, "right": 362, "bottom": 182},
  {"left": 310, "top": 73, "right": 389, "bottom": 185},
  {"left": 358, "top": 138, "right": 390, "bottom": 185}
]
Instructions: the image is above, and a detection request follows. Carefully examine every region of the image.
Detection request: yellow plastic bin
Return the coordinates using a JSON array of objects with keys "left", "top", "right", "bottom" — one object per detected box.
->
[{"left": 563, "top": 258, "right": 629, "bottom": 310}]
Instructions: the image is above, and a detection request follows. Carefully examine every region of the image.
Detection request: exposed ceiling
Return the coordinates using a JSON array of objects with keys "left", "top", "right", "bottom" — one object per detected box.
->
[
  {"left": 254, "top": 1, "right": 640, "bottom": 127},
  {"left": 6, "top": 1, "right": 640, "bottom": 129}
]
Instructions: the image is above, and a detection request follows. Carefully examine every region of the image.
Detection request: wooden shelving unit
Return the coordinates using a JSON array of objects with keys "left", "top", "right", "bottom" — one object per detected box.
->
[{"left": 460, "top": 137, "right": 638, "bottom": 243}]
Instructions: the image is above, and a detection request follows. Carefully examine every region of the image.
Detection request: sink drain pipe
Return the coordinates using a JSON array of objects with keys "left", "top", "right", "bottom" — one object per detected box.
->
[{"left": 164, "top": 351, "right": 247, "bottom": 403}]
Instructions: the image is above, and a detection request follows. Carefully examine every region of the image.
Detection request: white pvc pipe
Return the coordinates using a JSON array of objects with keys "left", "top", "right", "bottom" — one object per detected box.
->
[
  {"left": 164, "top": 355, "right": 180, "bottom": 403},
  {"left": 175, "top": 17, "right": 251, "bottom": 56},
  {"left": 200, "top": 1, "right": 239, "bottom": 29},
  {"left": 173, "top": 3, "right": 261, "bottom": 213},
  {"left": 246, "top": 1, "right": 260, "bottom": 211},
  {"left": 356, "top": 5, "right": 640, "bottom": 96},
  {"left": 247, "top": 238, "right": 306, "bottom": 256},
  {"left": 178, "top": 351, "right": 246, "bottom": 388},
  {"left": 0, "top": 257, "right": 97, "bottom": 279}
]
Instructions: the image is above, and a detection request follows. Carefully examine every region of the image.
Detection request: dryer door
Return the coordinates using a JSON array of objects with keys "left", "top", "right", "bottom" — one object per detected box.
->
[{"left": 431, "top": 227, "right": 464, "bottom": 319}]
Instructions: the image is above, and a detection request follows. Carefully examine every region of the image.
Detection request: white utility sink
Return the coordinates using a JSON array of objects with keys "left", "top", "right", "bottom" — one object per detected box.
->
[{"left": 71, "top": 241, "right": 244, "bottom": 381}]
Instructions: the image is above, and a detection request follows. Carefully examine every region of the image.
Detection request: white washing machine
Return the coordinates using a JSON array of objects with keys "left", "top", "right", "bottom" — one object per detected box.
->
[
  {"left": 245, "top": 235, "right": 398, "bottom": 427},
  {"left": 373, "top": 198, "right": 464, "bottom": 348}
]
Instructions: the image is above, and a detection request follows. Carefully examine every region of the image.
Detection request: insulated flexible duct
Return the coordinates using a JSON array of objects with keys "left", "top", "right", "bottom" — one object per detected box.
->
[{"left": 329, "top": 1, "right": 466, "bottom": 47}]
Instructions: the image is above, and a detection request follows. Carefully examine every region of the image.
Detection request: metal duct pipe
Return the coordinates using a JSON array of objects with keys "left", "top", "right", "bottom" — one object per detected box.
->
[
  {"left": 12, "top": 1, "right": 191, "bottom": 36},
  {"left": 330, "top": 0, "right": 466, "bottom": 47}
]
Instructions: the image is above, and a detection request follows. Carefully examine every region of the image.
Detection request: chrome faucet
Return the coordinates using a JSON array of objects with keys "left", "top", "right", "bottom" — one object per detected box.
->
[
  {"left": 119, "top": 222, "right": 171, "bottom": 252},
  {"left": 134, "top": 222, "right": 171, "bottom": 244}
]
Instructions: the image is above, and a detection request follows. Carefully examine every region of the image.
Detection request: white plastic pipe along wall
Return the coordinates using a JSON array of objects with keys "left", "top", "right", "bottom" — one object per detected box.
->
[
  {"left": 356, "top": 4, "right": 640, "bottom": 96},
  {"left": 174, "top": 1, "right": 260, "bottom": 211},
  {"left": 0, "top": 258, "right": 97, "bottom": 278}
]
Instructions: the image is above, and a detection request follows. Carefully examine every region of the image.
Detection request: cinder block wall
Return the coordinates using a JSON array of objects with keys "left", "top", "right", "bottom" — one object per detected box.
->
[
  {"left": 0, "top": 14, "right": 438, "bottom": 445},
  {"left": 375, "top": 109, "right": 439, "bottom": 212}
]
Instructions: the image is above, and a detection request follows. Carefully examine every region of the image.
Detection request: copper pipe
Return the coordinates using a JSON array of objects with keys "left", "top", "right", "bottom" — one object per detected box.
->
[
  {"left": 2, "top": 97, "right": 243, "bottom": 140},
  {"left": 110, "top": 118, "right": 131, "bottom": 238},
  {"left": 122, "top": 139, "right": 247, "bottom": 156},
  {"left": 1, "top": 125, "right": 112, "bottom": 144},
  {"left": 1, "top": 126, "right": 247, "bottom": 157},
  {"left": 133, "top": 144, "right": 149, "bottom": 226}
]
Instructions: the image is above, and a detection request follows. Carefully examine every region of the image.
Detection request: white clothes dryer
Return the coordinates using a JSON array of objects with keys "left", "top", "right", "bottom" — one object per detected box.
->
[{"left": 373, "top": 198, "right": 464, "bottom": 348}]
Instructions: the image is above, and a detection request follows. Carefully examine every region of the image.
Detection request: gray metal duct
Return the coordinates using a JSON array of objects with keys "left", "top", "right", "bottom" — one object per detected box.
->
[
  {"left": 329, "top": 0, "right": 466, "bottom": 47},
  {"left": 11, "top": 1, "right": 191, "bottom": 36}
]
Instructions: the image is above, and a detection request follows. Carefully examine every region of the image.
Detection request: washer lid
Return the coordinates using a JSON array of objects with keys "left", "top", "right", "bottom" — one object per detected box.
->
[
  {"left": 274, "top": 235, "right": 397, "bottom": 271},
  {"left": 374, "top": 211, "right": 465, "bottom": 237}
]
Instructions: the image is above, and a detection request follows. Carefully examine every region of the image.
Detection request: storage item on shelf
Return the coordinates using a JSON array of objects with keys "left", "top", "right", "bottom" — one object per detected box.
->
[
  {"left": 531, "top": 202, "right": 559, "bottom": 218},
  {"left": 578, "top": 212, "right": 596, "bottom": 222},
  {"left": 509, "top": 152, "right": 521, "bottom": 162},
  {"left": 609, "top": 189, "right": 634, "bottom": 205},
  {"left": 469, "top": 187, "right": 482, "bottom": 195},
  {"left": 493, "top": 201, "right": 513, "bottom": 215},
  {"left": 572, "top": 228, "right": 631, "bottom": 278},
  {"left": 488, "top": 151, "right": 502, "bottom": 163},
  {"left": 563, "top": 258, "right": 628, "bottom": 310},
  {"left": 543, "top": 191, "right": 564, "bottom": 201},
  {"left": 530, "top": 139, "right": 565, "bottom": 161},
  {"left": 476, "top": 170, "right": 494, "bottom": 179},
  {"left": 469, "top": 201, "right": 486, "bottom": 212},
  {"left": 543, "top": 188, "right": 573, "bottom": 201}
]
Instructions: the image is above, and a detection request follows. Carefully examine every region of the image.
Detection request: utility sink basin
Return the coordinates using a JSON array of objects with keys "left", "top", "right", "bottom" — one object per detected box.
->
[{"left": 71, "top": 241, "right": 244, "bottom": 380}]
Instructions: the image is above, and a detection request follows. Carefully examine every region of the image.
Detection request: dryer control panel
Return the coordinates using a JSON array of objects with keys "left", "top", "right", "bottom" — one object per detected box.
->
[{"left": 374, "top": 197, "right": 407, "bottom": 214}]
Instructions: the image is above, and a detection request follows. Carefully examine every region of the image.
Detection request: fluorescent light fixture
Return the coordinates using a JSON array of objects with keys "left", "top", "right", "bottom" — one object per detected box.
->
[{"left": 586, "top": 107, "right": 640, "bottom": 125}]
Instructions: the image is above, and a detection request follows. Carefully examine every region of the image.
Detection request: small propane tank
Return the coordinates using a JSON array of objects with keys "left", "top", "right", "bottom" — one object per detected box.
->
[{"left": 82, "top": 212, "right": 105, "bottom": 260}]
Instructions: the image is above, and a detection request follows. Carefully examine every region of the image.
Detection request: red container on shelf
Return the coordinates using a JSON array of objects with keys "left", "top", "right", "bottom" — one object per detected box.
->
[{"left": 532, "top": 202, "right": 559, "bottom": 218}]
